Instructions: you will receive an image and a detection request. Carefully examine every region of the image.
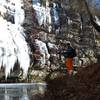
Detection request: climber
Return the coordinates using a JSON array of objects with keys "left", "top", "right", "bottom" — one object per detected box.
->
[{"left": 64, "top": 42, "right": 76, "bottom": 75}]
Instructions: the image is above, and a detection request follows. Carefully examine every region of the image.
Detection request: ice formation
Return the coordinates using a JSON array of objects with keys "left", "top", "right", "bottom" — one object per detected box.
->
[{"left": 0, "top": 0, "right": 30, "bottom": 78}]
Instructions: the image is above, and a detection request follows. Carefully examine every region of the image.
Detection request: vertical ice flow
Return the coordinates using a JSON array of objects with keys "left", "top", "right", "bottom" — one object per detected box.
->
[{"left": 0, "top": 0, "right": 30, "bottom": 78}]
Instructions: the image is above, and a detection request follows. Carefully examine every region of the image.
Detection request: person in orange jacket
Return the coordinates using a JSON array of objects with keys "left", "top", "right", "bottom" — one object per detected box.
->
[{"left": 65, "top": 42, "right": 76, "bottom": 75}]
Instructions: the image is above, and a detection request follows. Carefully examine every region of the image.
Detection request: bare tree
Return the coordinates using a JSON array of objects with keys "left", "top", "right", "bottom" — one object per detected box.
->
[
  {"left": 71, "top": 0, "right": 100, "bottom": 32},
  {"left": 83, "top": 0, "right": 100, "bottom": 32}
]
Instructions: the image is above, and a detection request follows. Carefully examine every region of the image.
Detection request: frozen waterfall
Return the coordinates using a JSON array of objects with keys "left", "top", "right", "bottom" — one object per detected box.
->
[
  {"left": 0, "top": 0, "right": 30, "bottom": 78},
  {"left": 32, "top": 0, "right": 60, "bottom": 32}
]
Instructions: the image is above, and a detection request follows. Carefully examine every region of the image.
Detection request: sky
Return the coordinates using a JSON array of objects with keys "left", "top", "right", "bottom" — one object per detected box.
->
[{"left": 95, "top": 0, "right": 100, "bottom": 8}]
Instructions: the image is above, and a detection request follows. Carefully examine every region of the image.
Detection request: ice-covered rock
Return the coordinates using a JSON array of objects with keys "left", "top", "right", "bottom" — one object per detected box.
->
[{"left": 34, "top": 39, "right": 50, "bottom": 65}]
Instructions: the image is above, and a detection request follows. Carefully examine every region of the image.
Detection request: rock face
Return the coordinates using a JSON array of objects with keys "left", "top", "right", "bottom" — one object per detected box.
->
[
  {"left": 23, "top": 0, "right": 100, "bottom": 81},
  {"left": 24, "top": 0, "right": 99, "bottom": 58},
  {"left": 23, "top": 0, "right": 35, "bottom": 34}
]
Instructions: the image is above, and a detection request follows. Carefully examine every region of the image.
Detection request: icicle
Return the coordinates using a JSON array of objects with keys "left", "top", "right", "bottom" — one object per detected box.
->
[{"left": 32, "top": 0, "right": 52, "bottom": 32}]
